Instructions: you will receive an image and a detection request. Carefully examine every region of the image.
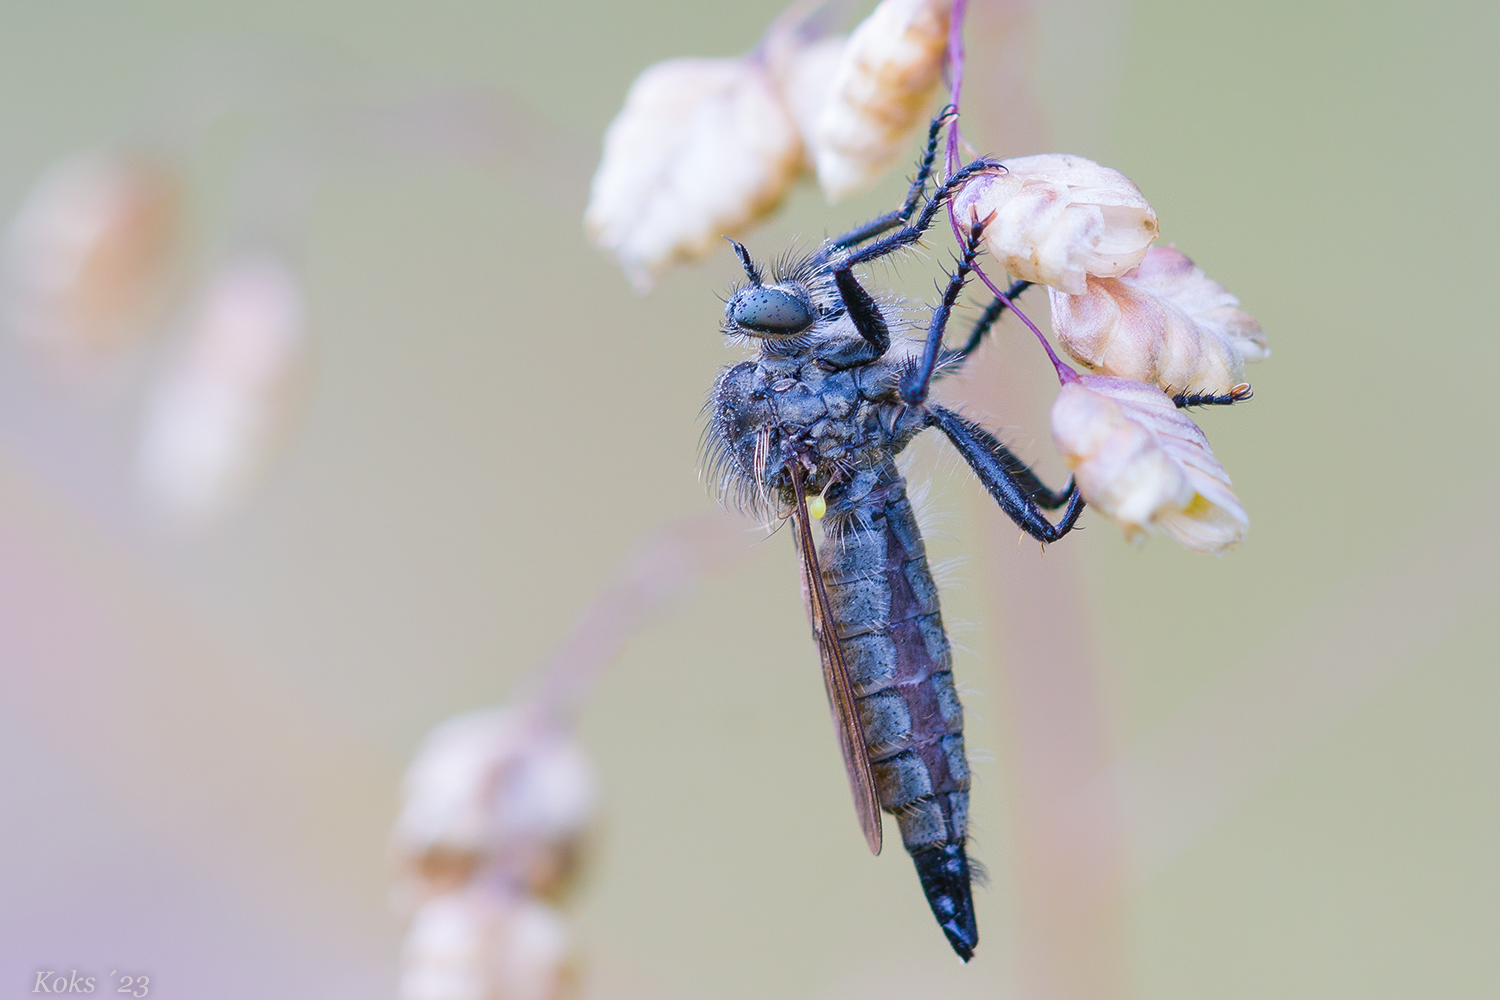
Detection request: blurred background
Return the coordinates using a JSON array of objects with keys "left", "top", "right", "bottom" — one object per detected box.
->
[{"left": 1, "top": 1, "right": 1496, "bottom": 998}]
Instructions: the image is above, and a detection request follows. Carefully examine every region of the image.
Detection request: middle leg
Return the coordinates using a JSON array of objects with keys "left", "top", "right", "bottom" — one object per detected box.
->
[{"left": 827, "top": 161, "right": 997, "bottom": 357}]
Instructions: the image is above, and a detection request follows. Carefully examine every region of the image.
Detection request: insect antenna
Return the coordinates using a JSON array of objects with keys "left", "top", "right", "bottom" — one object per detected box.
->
[{"left": 727, "top": 238, "right": 763, "bottom": 285}]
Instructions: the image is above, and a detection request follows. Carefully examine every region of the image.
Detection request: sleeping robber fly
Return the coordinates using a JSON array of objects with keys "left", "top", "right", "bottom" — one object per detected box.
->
[{"left": 702, "top": 112, "right": 1085, "bottom": 962}]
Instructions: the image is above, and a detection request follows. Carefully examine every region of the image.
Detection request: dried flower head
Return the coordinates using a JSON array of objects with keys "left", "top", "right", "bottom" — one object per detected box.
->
[
  {"left": 393, "top": 709, "right": 597, "bottom": 902},
  {"left": 952, "top": 153, "right": 1158, "bottom": 294},
  {"left": 1051, "top": 374, "right": 1248, "bottom": 553},
  {"left": 400, "top": 887, "right": 576, "bottom": 1000},
  {"left": 136, "top": 252, "right": 304, "bottom": 523},
  {"left": 811, "top": 0, "right": 953, "bottom": 201},
  {"left": 585, "top": 57, "right": 802, "bottom": 290},
  {"left": 1049, "top": 246, "right": 1268, "bottom": 396},
  {"left": 1, "top": 152, "right": 178, "bottom": 356}
]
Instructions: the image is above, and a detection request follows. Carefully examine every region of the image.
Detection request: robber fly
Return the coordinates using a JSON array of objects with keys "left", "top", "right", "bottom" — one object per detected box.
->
[{"left": 702, "top": 113, "right": 1085, "bottom": 961}]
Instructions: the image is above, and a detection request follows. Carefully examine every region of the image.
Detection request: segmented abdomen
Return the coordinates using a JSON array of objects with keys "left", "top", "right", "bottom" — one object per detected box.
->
[{"left": 821, "top": 471, "right": 970, "bottom": 854}]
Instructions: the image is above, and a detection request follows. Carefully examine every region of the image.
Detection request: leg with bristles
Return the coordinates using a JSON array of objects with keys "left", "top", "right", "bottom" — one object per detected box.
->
[
  {"left": 826, "top": 158, "right": 995, "bottom": 359},
  {"left": 834, "top": 269, "right": 891, "bottom": 354},
  {"left": 899, "top": 218, "right": 987, "bottom": 404},
  {"left": 928, "top": 406, "right": 1085, "bottom": 540},
  {"left": 933, "top": 408, "right": 1072, "bottom": 509},
  {"left": 829, "top": 108, "right": 956, "bottom": 250},
  {"left": 837, "top": 158, "right": 999, "bottom": 270},
  {"left": 1172, "top": 383, "right": 1254, "bottom": 408}
]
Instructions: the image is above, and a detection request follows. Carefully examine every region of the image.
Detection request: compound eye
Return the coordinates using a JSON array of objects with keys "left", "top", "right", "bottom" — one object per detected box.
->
[{"left": 728, "top": 286, "right": 814, "bottom": 336}]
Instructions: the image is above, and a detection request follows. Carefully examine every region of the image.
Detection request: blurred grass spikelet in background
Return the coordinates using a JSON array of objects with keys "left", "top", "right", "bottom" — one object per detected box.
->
[{"left": 1, "top": 152, "right": 180, "bottom": 361}]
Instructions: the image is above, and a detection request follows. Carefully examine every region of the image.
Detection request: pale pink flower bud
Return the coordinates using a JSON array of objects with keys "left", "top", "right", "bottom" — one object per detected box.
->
[
  {"left": 1051, "top": 375, "right": 1247, "bottom": 554},
  {"left": 585, "top": 57, "right": 803, "bottom": 290},
  {"left": 1049, "top": 246, "right": 1268, "bottom": 395},
  {"left": 812, "top": 0, "right": 952, "bottom": 201},
  {"left": 1, "top": 153, "right": 178, "bottom": 357},
  {"left": 952, "top": 154, "right": 1158, "bottom": 294},
  {"left": 393, "top": 709, "right": 596, "bottom": 902},
  {"left": 136, "top": 253, "right": 304, "bottom": 524},
  {"left": 400, "top": 888, "right": 576, "bottom": 1000}
]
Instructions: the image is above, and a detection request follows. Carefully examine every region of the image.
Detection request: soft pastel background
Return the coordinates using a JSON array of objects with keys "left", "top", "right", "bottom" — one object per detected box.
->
[{"left": 1, "top": 1, "right": 1496, "bottom": 998}]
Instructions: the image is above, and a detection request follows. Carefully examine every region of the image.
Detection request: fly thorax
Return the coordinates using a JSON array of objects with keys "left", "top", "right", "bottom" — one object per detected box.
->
[{"left": 706, "top": 338, "right": 930, "bottom": 514}]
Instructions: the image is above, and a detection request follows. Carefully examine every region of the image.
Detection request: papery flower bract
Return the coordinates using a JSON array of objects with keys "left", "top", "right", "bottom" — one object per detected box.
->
[
  {"left": 1, "top": 152, "right": 178, "bottom": 357},
  {"left": 400, "top": 887, "right": 576, "bottom": 1000},
  {"left": 585, "top": 57, "right": 802, "bottom": 290},
  {"left": 136, "top": 252, "right": 304, "bottom": 524},
  {"left": 952, "top": 153, "right": 1158, "bottom": 294},
  {"left": 812, "top": 0, "right": 952, "bottom": 201},
  {"left": 393, "top": 708, "right": 597, "bottom": 903},
  {"left": 1051, "top": 374, "right": 1247, "bottom": 553},
  {"left": 771, "top": 34, "right": 847, "bottom": 172},
  {"left": 1049, "top": 245, "right": 1268, "bottom": 395}
]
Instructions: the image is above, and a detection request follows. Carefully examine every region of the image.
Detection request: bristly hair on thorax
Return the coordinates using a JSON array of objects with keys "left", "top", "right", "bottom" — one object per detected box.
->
[{"left": 701, "top": 238, "right": 924, "bottom": 523}]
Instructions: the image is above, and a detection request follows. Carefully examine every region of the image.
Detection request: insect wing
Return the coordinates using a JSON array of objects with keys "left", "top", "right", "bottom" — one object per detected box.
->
[{"left": 790, "top": 473, "right": 883, "bottom": 855}]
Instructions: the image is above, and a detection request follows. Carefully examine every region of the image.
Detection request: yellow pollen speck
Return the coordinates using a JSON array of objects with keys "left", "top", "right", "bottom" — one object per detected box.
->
[
  {"left": 807, "top": 494, "right": 827, "bottom": 519},
  {"left": 1181, "top": 493, "right": 1214, "bottom": 517}
]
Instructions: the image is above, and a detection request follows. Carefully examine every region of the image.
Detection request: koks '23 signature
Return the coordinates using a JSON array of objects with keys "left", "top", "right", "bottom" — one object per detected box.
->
[{"left": 32, "top": 971, "right": 148, "bottom": 995}]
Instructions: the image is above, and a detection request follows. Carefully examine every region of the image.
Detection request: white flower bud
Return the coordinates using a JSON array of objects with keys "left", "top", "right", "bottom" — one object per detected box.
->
[
  {"left": 952, "top": 153, "right": 1158, "bottom": 294},
  {"left": 136, "top": 252, "right": 304, "bottom": 524},
  {"left": 812, "top": 0, "right": 952, "bottom": 201},
  {"left": 1051, "top": 375, "right": 1247, "bottom": 554},
  {"left": 1049, "top": 246, "right": 1268, "bottom": 396},
  {"left": 1, "top": 153, "right": 178, "bottom": 357},
  {"left": 400, "top": 888, "right": 576, "bottom": 1000},
  {"left": 394, "top": 709, "right": 596, "bottom": 902},
  {"left": 585, "top": 57, "right": 803, "bottom": 290}
]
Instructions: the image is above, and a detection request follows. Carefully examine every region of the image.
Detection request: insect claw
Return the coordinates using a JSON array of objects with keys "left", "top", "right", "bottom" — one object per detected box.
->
[{"left": 1172, "top": 382, "right": 1255, "bottom": 408}]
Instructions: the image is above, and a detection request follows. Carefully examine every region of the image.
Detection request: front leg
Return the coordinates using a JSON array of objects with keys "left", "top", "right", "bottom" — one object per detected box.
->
[
  {"left": 838, "top": 158, "right": 1000, "bottom": 270},
  {"left": 833, "top": 268, "right": 890, "bottom": 355},
  {"left": 928, "top": 406, "right": 1085, "bottom": 542},
  {"left": 829, "top": 107, "right": 955, "bottom": 250}
]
